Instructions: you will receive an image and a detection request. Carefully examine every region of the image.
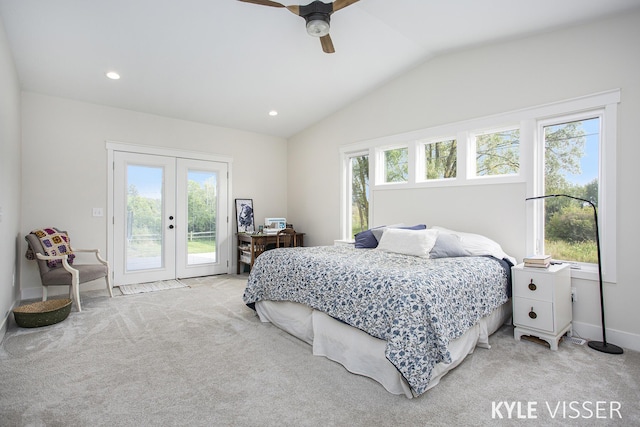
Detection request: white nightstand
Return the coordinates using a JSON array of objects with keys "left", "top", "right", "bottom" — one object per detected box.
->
[{"left": 512, "top": 263, "right": 572, "bottom": 350}]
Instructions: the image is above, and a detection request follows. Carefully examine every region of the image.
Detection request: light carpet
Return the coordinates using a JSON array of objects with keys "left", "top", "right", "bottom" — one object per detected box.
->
[
  {"left": 0, "top": 274, "right": 638, "bottom": 426},
  {"left": 119, "top": 279, "right": 188, "bottom": 295}
]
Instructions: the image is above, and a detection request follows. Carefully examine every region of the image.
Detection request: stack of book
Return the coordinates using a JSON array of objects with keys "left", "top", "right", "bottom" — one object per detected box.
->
[{"left": 524, "top": 254, "right": 551, "bottom": 268}]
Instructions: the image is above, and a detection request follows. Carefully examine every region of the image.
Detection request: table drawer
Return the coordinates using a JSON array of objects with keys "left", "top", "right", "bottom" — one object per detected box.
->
[
  {"left": 513, "top": 297, "right": 554, "bottom": 332},
  {"left": 512, "top": 270, "right": 554, "bottom": 301}
]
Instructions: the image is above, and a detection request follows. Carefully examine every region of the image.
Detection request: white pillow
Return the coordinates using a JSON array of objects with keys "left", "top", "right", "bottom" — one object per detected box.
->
[{"left": 376, "top": 228, "right": 439, "bottom": 258}]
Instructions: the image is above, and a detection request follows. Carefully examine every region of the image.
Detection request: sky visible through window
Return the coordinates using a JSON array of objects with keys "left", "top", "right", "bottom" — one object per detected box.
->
[
  {"left": 127, "top": 166, "right": 215, "bottom": 199},
  {"left": 565, "top": 118, "right": 599, "bottom": 185},
  {"left": 128, "top": 166, "right": 162, "bottom": 199}
]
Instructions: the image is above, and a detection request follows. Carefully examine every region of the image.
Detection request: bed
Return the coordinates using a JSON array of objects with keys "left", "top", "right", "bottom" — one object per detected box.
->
[{"left": 242, "top": 226, "right": 515, "bottom": 398}]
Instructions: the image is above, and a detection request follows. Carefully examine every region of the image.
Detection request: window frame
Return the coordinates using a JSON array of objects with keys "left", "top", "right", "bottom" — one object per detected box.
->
[
  {"left": 376, "top": 144, "right": 411, "bottom": 186},
  {"left": 416, "top": 137, "right": 458, "bottom": 183},
  {"left": 528, "top": 106, "right": 617, "bottom": 282},
  {"left": 340, "top": 149, "right": 372, "bottom": 240},
  {"left": 469, "top": 125, "right": 522, "bottom": 180}
]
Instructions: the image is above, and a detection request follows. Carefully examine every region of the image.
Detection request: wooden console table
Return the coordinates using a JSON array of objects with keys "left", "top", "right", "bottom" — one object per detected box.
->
[{"left": 237, "top": 231, "right": 305, "bottom": 273}]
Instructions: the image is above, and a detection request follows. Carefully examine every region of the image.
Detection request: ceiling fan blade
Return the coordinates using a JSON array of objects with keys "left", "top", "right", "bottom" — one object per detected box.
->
[
  {"left": 320, "top": 34, "right": 335, "bottom": 54},
  {"left": 332, "top": 0, "right": 359, "bottom": 13},
  {"left": 286, "top": 5, "right": 300, "bottom": 15},
  {"left": 237, "top": 0, "right": 286, "bottom": 8}
]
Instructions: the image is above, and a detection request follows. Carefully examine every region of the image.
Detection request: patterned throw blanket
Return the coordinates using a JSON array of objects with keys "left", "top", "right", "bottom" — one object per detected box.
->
[
  {"left": 243, "top": 245, "right": 510, "bottom": 396},
  {"left": 25, "top": 228, "right": 75, "bottom": 268}
]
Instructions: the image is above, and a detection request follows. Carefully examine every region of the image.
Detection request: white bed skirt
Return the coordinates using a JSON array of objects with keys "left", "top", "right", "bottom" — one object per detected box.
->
[{"left": 255, "top": 299, "right": 512, "bottom": 398}]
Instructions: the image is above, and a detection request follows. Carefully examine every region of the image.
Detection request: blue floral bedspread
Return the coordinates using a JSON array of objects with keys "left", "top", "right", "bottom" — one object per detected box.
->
[{"left": 242, "top": 245, "right": 510, "bottom": 396}]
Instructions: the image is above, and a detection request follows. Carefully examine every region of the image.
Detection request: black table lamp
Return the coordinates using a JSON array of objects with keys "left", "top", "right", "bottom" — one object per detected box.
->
[{"left": 526, "top": 194, "right": 623, "bottom": 355}]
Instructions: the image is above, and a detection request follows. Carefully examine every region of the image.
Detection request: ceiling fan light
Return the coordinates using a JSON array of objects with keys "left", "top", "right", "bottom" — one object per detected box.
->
[{"left": 306, "top": 19, "right": 330, "bottom": 37}]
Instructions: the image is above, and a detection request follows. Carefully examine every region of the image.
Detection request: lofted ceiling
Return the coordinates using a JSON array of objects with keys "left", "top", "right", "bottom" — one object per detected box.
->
[{"left": 1, "top": 0, "right": 639, "bottom": 138}]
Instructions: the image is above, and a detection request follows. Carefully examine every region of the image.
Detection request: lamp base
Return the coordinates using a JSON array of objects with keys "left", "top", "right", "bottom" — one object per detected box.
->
[{"left": 588, "top": 340, "right": 624, "bottom": 354}]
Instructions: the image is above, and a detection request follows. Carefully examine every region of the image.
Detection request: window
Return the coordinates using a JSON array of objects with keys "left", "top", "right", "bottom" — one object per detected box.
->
[
  {"left": 529, "top": 94, "right": 618, "bottom": 283},
  {"left": 348, "top": 153, "right": 369, "bottom": 237},
  {"left": 419, "top": 139, "right": 457, "bottom": 181},
  {"left": 382, "top": 147, "right": 408, "bottom": 183},
  {"left": 473, "top": 128, "right": 520, "bottom": 177},
  {"left": 339, "top": 91, "right": 618, "bottom": 281},
  {"left": 539, "top": 115, "right": 601, "bottom": 265}
]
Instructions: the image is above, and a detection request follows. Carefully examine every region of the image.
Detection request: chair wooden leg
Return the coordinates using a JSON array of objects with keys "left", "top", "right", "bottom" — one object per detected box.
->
[
  {"left": 73, "top": 287, "right": 82, "bottom": 312},
  {"left": 106, "top": 274, "right": 113, "bottom": 298},
  {"left": 71, "top": 271, "right": 82, "bottom": 312}
]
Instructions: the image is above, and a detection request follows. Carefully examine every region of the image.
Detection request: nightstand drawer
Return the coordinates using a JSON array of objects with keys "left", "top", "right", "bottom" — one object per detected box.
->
[
  {"left": 513, "top": 298, "right": 554, "bottom": 332},
  {"left": 512, "top": 270, "right": 554, "bottom": 301}
]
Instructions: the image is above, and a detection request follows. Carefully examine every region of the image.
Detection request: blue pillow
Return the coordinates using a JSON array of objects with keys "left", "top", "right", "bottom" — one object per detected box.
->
[{"left": 354, "top": 226, "right": 384, "bottom": 248}]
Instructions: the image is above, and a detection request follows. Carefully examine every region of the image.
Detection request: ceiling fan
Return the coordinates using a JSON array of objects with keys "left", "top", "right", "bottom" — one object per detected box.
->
[{"left": 237, "top": 0, "right": 360, "bottom": 53}]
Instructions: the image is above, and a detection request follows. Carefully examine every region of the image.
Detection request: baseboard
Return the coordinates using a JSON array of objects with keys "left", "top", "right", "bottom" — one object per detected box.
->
[
  {"left": 571, "top": 320, "right": 640, "bottom": 353},
  {"left": 21, "top": 287, "right": 45, "bottom": 301},
  {"left": 0, "top": 314, "right": 7, "bottom": 343},
  {"left": 0, "top": 299, "right": 19, "bottom": 343}
]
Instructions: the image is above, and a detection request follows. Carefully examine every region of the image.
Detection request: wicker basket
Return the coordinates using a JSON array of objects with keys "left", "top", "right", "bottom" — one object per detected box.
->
[{"left": 13, "top": 298, "right": 72, "bottom": 328}]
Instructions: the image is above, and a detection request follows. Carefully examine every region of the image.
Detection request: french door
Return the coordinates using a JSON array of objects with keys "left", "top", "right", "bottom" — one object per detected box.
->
[{"left": 113, "top": 152, "right": 229, "bottom": 285}]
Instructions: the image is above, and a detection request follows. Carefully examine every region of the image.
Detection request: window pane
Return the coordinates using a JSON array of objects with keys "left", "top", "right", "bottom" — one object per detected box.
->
[
  {"left": 544, "top": 117, "right": 599, "bottom": 263},
  {"left": 126, "top": 165, "right": 163, "bottom": 271},
  {"left": 475, "top": 129, "right": 520, "bottom": 176},
  {"left": 187, "top": 170, "right": 217, "bottom": 265},
  {"left": 423, "top": 139, "right": 457, "bottom": 180},
  {"left": 384, "top": 147, "right": 408, "bottom": 183},
  {"left": 350, "top": 155, "right": 369, "bottom": 236}
]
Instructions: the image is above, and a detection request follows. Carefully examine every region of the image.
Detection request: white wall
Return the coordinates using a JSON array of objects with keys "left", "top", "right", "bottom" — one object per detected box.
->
[
  {"left": 0, "top": 18, "right": 21, "bottom": 339},
  {"left": 20, "top": 92, "right": 288, "bottom": 299},
  {"left": 288, "top": 10, "right": 640, "bottom": 350},
  {"left": 372, "top": 184, "right": 525, "bottom": 259}
]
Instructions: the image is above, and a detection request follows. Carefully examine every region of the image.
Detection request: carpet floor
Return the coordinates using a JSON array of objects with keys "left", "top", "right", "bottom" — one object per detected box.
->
[{"left": 1, "top": 274, "right": 638, "bottom": 426}]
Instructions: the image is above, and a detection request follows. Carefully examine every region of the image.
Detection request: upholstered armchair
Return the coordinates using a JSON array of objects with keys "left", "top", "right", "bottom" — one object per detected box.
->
[{"left": 25, "top": 228, "right": 113, "bottom": 312}]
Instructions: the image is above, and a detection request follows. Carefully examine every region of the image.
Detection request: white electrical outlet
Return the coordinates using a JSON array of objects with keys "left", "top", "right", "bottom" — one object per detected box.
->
[
  {"left": 564, "top": 336, "right": 586, "bottom": 345},
  {"left": 92, "top": 208, "right": 104, "bottom": 217}
]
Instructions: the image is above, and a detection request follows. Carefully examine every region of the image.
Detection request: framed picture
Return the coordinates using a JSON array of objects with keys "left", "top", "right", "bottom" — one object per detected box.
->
[{"left": 235, "top": 199, "right": 255, "bottom": 233}]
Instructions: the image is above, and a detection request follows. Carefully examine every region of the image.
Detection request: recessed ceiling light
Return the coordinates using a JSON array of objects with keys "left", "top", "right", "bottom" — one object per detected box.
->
[
  {"left": 105, "top": 71, "right": 121, "bottom": 80},
  {"left": 268, "top": 110, "right": 278, "bottom": 117}
]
